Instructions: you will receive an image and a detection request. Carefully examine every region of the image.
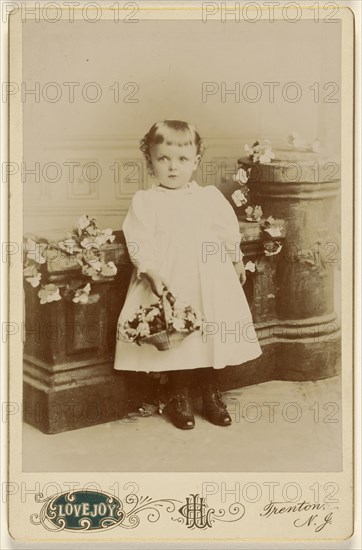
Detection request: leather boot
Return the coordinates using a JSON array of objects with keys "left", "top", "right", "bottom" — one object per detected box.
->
[
  {"left": 202, "top": 383, "right": 232, "bottom": 427},
  {"left": 163, "top": 387, "right": 195, "bottom": 429},
  {"left": 162, "top": 371, "right": 195, "bottom": 430}
]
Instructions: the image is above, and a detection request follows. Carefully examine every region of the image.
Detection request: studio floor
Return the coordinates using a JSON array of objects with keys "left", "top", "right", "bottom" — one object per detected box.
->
[{"left": 23, "top": 375, "right": 342, "bottom": 472}]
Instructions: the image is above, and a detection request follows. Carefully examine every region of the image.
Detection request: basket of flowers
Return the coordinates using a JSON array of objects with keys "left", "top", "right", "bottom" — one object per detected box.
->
[{"left": 117, "top": 288, "right": 204, "bottom": 351}]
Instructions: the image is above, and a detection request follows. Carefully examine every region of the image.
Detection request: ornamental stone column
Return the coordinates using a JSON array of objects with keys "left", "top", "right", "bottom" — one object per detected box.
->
[{"left": 246, "top": 151, "right": 341, "bottom": 380}]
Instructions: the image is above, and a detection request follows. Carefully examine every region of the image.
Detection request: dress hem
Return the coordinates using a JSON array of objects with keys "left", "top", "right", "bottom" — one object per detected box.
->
[{"left": 113, "top": 349, "right": 263, "bottom": 374}]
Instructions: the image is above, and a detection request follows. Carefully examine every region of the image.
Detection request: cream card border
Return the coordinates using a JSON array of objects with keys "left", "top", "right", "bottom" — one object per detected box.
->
[{"left": 5, "top": 1, "right": 356, "bottom": 544}]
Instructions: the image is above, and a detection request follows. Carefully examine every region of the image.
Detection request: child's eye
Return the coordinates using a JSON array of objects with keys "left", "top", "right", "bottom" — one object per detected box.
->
[
  {"left": 180, "top": 157, "right": 188, "bottom": 162},
  {"left": 158, "top": 156, "right": 168, "bottom": 161}
]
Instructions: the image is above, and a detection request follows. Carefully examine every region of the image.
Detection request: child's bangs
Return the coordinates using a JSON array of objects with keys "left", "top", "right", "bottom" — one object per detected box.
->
[{"left": 155, "top": 126, "right": 195, "bottom": 149}]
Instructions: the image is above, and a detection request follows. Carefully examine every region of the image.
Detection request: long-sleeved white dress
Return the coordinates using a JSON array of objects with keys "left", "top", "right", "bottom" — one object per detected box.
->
[{"left": 113, "top": 180, "right": 262, "bottom": 373}]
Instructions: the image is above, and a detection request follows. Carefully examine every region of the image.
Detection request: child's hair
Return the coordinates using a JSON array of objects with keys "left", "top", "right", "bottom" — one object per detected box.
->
[{"left": 139, "top": 120, "right": 205, "bottom": 171}]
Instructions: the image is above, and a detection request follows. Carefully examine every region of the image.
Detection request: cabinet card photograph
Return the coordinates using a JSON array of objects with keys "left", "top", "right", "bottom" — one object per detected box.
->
[{"left": 4, "top": 1, "right": 357, "bottom": 545}]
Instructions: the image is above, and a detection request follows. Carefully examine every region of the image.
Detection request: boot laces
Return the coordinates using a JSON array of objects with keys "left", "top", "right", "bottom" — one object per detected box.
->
[
  {"left": 214, "top": 387, "right": 227, "bottom": 409},
  {"left": 167, "top": 391, "right": 188, "bottom": 412}
]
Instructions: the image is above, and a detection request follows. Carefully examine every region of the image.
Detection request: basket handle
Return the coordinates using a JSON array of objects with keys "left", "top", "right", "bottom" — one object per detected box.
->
[{"left": 160, "top": 286, "right": 175, "bottom": 332}]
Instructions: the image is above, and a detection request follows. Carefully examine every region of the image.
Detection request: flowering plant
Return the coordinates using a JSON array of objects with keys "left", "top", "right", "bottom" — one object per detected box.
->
[
  {"left": 230, "top": 139, "right": 275, "bottom": 210},
  {"left": 221, "top": 138, "right": 284, "bottom": 263},
  {"left": 231, "top": 188, "right": 248, "bottom": 207},
  {"left": 245, "top": 205, "right": 263, "bottom": 222},
  {"left": 244, "top": 140, "right": 275, "bottom": 164},
  {"left": 23, "top": 215, "right": 117, "bottom": 305},
  {"left": 117, "top": 296, "right": 203, "bottom": 347},
  {"left": 261, "top": 216, "right": 283, "bottom": 257}
]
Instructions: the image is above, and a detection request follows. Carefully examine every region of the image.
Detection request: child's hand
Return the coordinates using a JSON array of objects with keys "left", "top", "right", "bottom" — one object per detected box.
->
[
  {"left": 142, "top": 269, "right": 172, "bottom": 299},
  {"left": 233, "top": 260, "right": 247, "bottom": 286}
]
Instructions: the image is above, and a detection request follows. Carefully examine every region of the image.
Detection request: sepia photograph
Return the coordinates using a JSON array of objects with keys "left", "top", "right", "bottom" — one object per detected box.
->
[{"left": 4, "top": 1, "right": 357, "bottom": 544}]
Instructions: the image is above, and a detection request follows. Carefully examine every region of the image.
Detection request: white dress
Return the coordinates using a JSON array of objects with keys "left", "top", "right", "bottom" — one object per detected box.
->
[{"left": 113, "top": 180, "right": 262, "bottom": 373}]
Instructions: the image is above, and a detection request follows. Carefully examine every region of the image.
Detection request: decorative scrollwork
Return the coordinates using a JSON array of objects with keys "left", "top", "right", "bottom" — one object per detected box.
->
[
  {"left": 30, "top": 491, "right": 180, "bottom": 532},
  {"left": 30, "top": 491, "right": 245, "bottom": 532}
]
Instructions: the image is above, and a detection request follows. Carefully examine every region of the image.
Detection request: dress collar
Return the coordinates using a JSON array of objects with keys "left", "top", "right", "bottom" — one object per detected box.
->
[{"left": 151, "top": 180, "right": 196, "bottom": 194}]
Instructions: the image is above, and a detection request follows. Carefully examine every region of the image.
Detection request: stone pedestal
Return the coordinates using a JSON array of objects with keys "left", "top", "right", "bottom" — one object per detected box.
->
[
  {"left": 23, "top": 234, "right": 133, "bottom": 433},
  {"left": 240, "top": 154, "right": 341, "bottom": 383}
]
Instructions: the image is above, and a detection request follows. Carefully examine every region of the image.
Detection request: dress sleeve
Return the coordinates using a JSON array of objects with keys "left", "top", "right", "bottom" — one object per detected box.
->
[
  {"left": 122, "top": 190, "right": 158, "bottom": 279},
  {"left": 208, "top": 186, "right": 243, "bottom": 262}
]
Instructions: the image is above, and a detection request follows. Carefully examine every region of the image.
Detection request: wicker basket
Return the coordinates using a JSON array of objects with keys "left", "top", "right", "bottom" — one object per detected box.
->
[{"left": 140, "top": 289, "right": 192, "bottom": 351}]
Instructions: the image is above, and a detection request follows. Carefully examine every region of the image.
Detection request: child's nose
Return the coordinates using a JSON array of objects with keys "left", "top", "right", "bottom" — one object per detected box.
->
[{"left": 169, "top": 159, "right": 178, "bottom": 170}]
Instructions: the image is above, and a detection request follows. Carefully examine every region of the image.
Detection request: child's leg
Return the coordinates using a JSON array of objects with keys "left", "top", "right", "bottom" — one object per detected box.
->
[
  {"left": 196, "top": 367, "right": 232, "bottom": 426},
  {"left": 162, "top": 369, "right": 195, "bottom": 430}
]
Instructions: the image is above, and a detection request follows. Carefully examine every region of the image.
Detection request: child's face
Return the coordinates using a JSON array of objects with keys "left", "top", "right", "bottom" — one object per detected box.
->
[{"left": 149, "top": 142, "right": 200, "bottom": 189}]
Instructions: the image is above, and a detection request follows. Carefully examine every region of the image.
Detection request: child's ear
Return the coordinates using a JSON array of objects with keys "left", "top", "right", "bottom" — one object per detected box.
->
[{"left": 194, "top": 154, "right": 201, "bottom": 169}]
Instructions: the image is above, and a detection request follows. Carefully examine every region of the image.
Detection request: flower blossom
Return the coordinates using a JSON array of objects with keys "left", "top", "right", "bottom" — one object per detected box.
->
[
  {"left": 264, "top": 226, "right": 283, "bottom": 238},
  {"left": 231, "top": 190, "right": 248, "bottom": 207},
  {"left": 100, "top": 261, "right": 117, "bottom": 277},
  {"left": 72, "top": 283, "right": 91, "bottom": 304},
  {"left": 26, "top": 239, "right": 47, "bottom": 264},
  {"left": 172, "top": 318, "right": 186, "bottom": 332},
  {"left": 233, "top": 168, "right": 249, "bottom": 184},
  {"left": 137, "top": 322, "right": 150, "bottom": 338},
  {"left": 26, "top": 272, "right": 42, "bottom": 287},
  {"left": 38, "top": 284, "right": 61, "bottom": 305},
  {"left": 245, "top": 261, "right": 256, "bottom": 273},
  {"left": 77, "top": 215, "right": 91, "bottom": 231}
]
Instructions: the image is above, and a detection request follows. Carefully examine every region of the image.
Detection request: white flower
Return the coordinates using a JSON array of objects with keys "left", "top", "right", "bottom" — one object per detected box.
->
[
  {"left": 117, "top": 324, "right": 137, "bottom": 342},
  {"left": 81, "top": 261, "right": 103, "bottom": 280},
  {"left": 94, "top": 234, "right": 108, "bottom": 246},
  {"left": 264, "top": 226, "right": 282, "bottom": 238},
  {"left": 245, "top": 261, "right": 256, "bottom": 273},
  {"left": 172, "top": 318, "right": 186, "bottom": 332},
  {"left": 26, "top": 239, "right": 47, "bottom": 264},
  {"left": 231, "top": 190, "right": 248, "bottom": 207},
  {"left": 77, "top": 215, "right": 90, "bottom": 230},
  {"left": 88, "top": 260, "right": 102, "bottom": 272},
  {"left": 233, "top": 168, "right": 249, "bottom": 184},
  {"left": 85, "top": 225, "right": 98, "bottom": 236},
  {"left": 58, "top": 238, "right": 79, "bottom": 254},
  {"left": 101, "top": 228, "right": 115, "bottom": 243},
  {"left": 145, "top": 307, "right": 160, "bottom": 322},
  {"left": 72, "top": 283, "right": 91, "bottom": 304},
  {"left": 245, "top": 141, "right": 275, "bottom": 163},
  {"left": 259, "top": 150, "right": 275, "bottom": 163},
  {"left": 100, "top": 261, "right": 117, "bottom": 277},
  {"left": 23, "top": 264, "right": 38, "bottom": 278},
  {"left": 80, "top": 237, "right": 100, "bottom": 250},
  {"left": 186, "top": 311, "right": 196, "bottom": 322},
  {"left": 26, "top": 272, "right": 42, "bottom": 287},
  {"left": 137, "top": 322, "right": 150, "bottom": 337},
  {"left": 38, "top": 284, "right": 61, "bottom": 305}
]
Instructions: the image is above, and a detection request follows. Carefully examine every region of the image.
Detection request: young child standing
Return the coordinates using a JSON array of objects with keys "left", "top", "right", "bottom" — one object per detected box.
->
[{"left": 114, "top": 120, "right": 262, "bottom": 429}]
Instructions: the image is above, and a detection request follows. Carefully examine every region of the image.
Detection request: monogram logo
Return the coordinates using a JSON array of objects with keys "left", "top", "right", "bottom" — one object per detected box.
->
[
  {"left": 178, "top": 493, "right": 213, "bottom": 529},
  {"left": 175, "top": 493, "right": 246, "bottom": 530}
]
